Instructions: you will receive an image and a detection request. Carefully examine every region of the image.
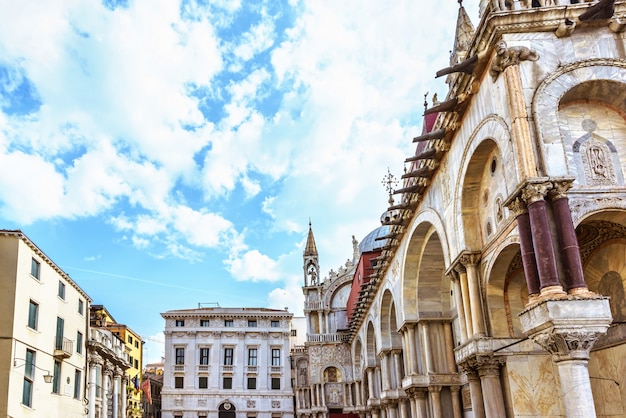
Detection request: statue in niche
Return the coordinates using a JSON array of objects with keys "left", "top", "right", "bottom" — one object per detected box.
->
[
  {"left": 489, "top": 40, "right": 539, "bottom": 81},
  {"left": 308, "top": 265, "right": 318, "bottom": 285},
  {"left": 598, "top": 271, "right": 626, "bottom": 322},
  {"left": 324, "top": 367, "right": 341, "bottom": 382},
  {"left": 299, "top": 366, "right": 308, "bottom": 385}
]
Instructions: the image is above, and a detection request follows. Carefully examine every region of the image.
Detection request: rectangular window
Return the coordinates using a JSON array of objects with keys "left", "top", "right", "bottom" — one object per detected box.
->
[
  {"left": 74, "top": 369, "right": 81, "bottom": 399},
  {"left": 78, "top": 299, "right": 84, "bottom": 315},
  {"left": 175, "top": 319, "right": 185, "bottom": 327},
  {"left": 291, "top": 329, "right": 297, "bottom": 337},
  {"left": 174, "top": 376, "right": 183, "bottom": 388},
  {"left": 128, "top": 335, "right": 133, "bottom": 344},
  {"left": 271, "top": 377, "right": 280, "bottom": 390},
  {"left": 129, "top": 355, "right": 134, "bottom": 364},
  {"left": 30, "top": 258, "right": 40, "bottom": 280},
  {"left": 55, "top": 317, "right": 64, "bottom": 349},
  {"left": 271, "top": 320, "right": 280, "bottom": 327},
  {"left": 135, "top": 341, "right": 139, "bottom": 348},
  {"left": 52, "top": 360, "right": 62, "bottom": 394},
  {"left": 200, "top": 319, "right": 210, "bottom": 327},
  {"left": 22, "top": 349, "right": 35, "bottom": 407},
  {"left": 199, "top": 348, "right": 210, "bottom": 365},
  {"left": 272, "top": 349, "right": 281, "bottom": 366},
  {"left": 224, "top": 319, "right": 233, "bottom": 327},
  {"left": 247, "top": 377, "right": 256, "bottom": 389},
  {"left": 76, "top": 331, "right": 83, "bottom": 354},
  {"left": 58, "top": 281, "right": 66, "bottom": 300},
  {"left": 224, "top": 348, "right": 233, "bottom": 366},
  {"left": 27, "top": 300, "right": 38, "bottom": 330},
  {"left": 248, "top": 319, "right": 257, "bottom": 327},
  {"left": 175, "top": 347, "right": 185, "bottom": 365},
  {"left": 223, "top": 377, "right": 232, "bottom": 389},
  {"left": 198, "top": 376, "right": 208, "bottom": 389},
  {"left": 134, "top": 359, "right": 139, "bottom": 369},
  {"left": 248, "top": 348, "right": 257, "bottom": 366}
]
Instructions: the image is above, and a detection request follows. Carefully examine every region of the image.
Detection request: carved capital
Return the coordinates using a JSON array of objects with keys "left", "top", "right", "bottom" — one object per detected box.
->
[
  {"left": 506, "top": 196, "right": 527, "bottom": 216},
  {"left": 521, "top": 181, "right": 552, "bottom": 204},
  {"left": 405, "top": 387, "right": 428, "bottom": 400},
  {"left": 475, "top": 356, "right": 505, "bottom": 378},
  {"left": 531, "top": 331, "right": 602, "bottom": 362},
  {"left": 459, "top": 251, "right": 481, "bottom": 268},
  {"left": 548, "top": 178, "right": 574, "bottom": 201},
  {"left": 428, "top": 385, "right": 442, "bottom": 394}
]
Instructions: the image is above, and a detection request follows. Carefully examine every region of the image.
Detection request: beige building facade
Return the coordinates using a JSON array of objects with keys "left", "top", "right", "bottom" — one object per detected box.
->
[
  {"left": 0, "top": 229, "right": 91, "bottom": 417},
  {"left": 161, "top": 307, "right": 295, "bottom": 418},
  {"left": 294, "top": 1, "right": 626, "bottom": 417}
]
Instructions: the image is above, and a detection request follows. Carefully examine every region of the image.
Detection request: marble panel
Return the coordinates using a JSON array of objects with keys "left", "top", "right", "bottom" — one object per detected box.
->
[{"left": 505, "top": 355, "right": 563, "bottom": 416}]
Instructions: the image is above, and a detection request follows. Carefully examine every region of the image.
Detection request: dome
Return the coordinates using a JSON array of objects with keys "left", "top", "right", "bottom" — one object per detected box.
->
[{"left": 359, "top": 225, "right": 391, "bottom": 254}]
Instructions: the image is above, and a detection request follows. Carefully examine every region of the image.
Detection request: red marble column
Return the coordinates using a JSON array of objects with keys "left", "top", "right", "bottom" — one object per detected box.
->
[
  {"left": 549, "top": 181, "right": 588, "bottom": 292},
  {"left": 522, "top": 182, "right": 563, "bottom": 292},
  {"left": 509, "top": 198, "right": 541, "bottom": 297}
]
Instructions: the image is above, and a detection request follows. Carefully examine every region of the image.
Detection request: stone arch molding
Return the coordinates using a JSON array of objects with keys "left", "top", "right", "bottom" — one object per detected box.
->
[
  {"left": 532, "top": 59, "right": 626, "bottom": 148},
  {"left": 453, "top": 115, "right": 516, "bottom": 251}
]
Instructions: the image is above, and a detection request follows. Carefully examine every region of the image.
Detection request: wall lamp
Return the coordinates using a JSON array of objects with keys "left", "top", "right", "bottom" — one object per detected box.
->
[{"left": 14, "top": 358, "right": 54, "bottom": 383}]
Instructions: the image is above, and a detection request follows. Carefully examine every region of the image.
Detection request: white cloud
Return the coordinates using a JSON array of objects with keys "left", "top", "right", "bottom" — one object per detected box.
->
[{"left": 225, "top": 249, "right": 281, "bottom": 282}]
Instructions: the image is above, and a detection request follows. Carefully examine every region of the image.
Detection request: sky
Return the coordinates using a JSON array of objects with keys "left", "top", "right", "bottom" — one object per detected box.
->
[{"left": 0, "top": 0, "right": 480, "bottom": 363}]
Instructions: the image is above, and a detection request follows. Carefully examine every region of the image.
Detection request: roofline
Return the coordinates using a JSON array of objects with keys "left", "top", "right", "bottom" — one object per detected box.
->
[
  {"left": 161, "top": 307, "right": 294, "bottom": 319},
  {"left": 0, "top": 229, "right": 92, "bottom": 302}
]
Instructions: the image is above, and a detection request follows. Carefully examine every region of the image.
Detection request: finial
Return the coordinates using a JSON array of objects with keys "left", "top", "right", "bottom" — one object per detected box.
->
[
  {"left": 381, "top": 168, "right": 398, "bottom": 206},
  {"left": 423, "top": 91, "right": 429, "bottom": 111},
  {"left": 308, "top": 218, "right": 312, "bottom": 228}
]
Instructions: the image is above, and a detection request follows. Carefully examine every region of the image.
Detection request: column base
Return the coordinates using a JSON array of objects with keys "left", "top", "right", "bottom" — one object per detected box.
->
[{"left": 568, "top": 287, "right": 599, "bottom": 298}]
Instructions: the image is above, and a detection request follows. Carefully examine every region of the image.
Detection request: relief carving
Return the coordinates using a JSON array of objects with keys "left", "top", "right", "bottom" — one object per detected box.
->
[{"left": 489, "top": 40, "right": 539, "bottom": 81}]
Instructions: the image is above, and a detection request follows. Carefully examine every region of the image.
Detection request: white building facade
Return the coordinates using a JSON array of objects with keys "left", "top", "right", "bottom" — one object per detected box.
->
[
  {"left": 161, "top": 307, "right": 295, "bottom": 418},
  {"left": 0, "top": 229, "right": 91, "bottom": 418}
]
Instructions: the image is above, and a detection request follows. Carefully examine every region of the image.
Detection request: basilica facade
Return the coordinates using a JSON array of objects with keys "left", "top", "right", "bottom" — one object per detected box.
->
[{"left": 292, "top": 1, "right": 626, "bottom": 417}]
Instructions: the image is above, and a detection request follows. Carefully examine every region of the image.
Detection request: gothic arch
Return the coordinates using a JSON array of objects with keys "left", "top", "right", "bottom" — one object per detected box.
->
[
  {"left": 380, "top": 290, "right": 402, "bottom": 350},
  {"left": 365, "top": 321, "right": 378, "bottom": 368},
  {"left": 454, "top": 116, "right": 516, "bottom": 250},
  {"left": 402, "top": 209, "right": 451, "bottom": 322},
  {"left": 532, "top": 60, "right": 626, "bottom": 176},
  {"left": 484, "top": 238, "right": 527, "bottom": 338}
]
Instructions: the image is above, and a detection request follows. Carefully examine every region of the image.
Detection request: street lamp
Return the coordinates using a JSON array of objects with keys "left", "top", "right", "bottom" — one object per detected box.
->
[{"left": 13, "top": 358, "right": 54, "bottom": 383}]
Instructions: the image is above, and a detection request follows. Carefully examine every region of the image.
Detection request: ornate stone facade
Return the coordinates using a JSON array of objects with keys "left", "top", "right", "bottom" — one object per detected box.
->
[{"left": 294, "top": 2, "right": 626, "bottom": 418}]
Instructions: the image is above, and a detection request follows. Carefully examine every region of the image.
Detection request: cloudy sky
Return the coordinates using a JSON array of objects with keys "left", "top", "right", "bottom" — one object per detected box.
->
[{"left": 0, "top": 0, "right": 479, "bottom": 362}]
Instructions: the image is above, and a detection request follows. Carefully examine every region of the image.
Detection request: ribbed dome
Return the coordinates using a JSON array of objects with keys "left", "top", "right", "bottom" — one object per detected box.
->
[{"left": 359, "top": 225, "right": 391, "bottom": 254}]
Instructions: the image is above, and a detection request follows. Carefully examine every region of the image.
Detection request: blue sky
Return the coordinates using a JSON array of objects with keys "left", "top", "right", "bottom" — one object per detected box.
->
[{"left": 0, "top": 0, "right": 479, "bottom": 362}]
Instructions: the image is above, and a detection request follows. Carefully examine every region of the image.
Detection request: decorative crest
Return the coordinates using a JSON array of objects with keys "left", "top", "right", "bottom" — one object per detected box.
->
[{"left": 382, "top": 168, "right": 398, "bottom": 206}]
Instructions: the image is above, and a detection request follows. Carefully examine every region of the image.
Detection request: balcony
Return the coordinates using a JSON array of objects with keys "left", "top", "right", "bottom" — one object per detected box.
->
[
  {"left": 307, "top": 332, "right": 350, "bottom": 343},
  {"left": 54, "top": 336, "right": 73, "bottom": 358},
  {"left": 269, "top": 366, "right": 282, "bottom": 374},
  {"left": 304, "top": 300, "right": 324, "bottom": 311},
  {"left": 221, "top": 365, "right": 234, "bottom": 374},
  {"left": 173, "top": 364, "right": 185, "bottom": 373},
  {"left": 483, "top": 0, "right": 591, "bottom": 15},
  {"left": 197, "top": 365, "right": 210, "bottom": 374},
  {"left": 246, "top": 365, "right": 258, "bottom": 374}
]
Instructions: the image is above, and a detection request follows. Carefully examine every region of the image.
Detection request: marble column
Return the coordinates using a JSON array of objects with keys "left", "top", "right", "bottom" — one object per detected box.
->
[
  {"left": 428, "top": 386, "right": 443, "bottom": 418},
  {"left": 443, "top": 323, "right": 456, "bottom": 373},
  {"left": 458, "top": 269, "right": 474, "bottom": 336},
  {"left": 380, "top": 351, "right": 391, "bottom": 392},
  {"left": 548, "top": 179, "right": 591, "bottom": 294},
  {"left": 414, "top": 388, "right": 429, "bottom": 418},
  {"left": 460, "top": 253, "right": 486, "bottom": 335},
  {"left": 367, "top": 368, "right": 376, "bottom": 402},
  {"left": 420, "top": 322, "right": 433, "bottom": 373},
  {"left": 121, "top": 375, "right": 127, "bottom": 418},
  {"left": 507, "top": 197, "right": 541, "bottom": 300},
  {"left": 399, "top": 399, "right": 410, "bottom": 418},
  {"left": 392, "top": 350, "right": 403, "bottom": 389},
  {"left": 521, "top": 182, "right": 566, "bottom": 296},
  {"left": 450, "top": 386, "right": 462, "bottom": 418},
  {"left": 521, "top": 299, "right": 612, "bottom": 418},
  {"left": 465, "top": 369, "right": 485, "bottom": 418},
  {"left": 317, "top": 311, "right": 324, "bottom": 334},
  {"left": 477, "top": 357, "right": 506, "bottom": 418},
  {"left": 450, "top": 273, "right": 468, "bottom": 343},
  {"left": 102, "top": 363, "right": 112, "bottom": 418},
  {"left": 87, "top": 355, "right": 101, "bottom": 418},
  {"left": 406, "top": 324, "right": 418, "bottom": 374},
  {"left": 113, "top": 369, "right": 121, "bottom": 418}
]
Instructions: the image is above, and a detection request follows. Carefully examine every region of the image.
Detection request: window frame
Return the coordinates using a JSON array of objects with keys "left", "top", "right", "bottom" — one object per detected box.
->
[
  {"left": 248, "top": 348, "right": 258, "bottom": 366},
  {"left": 198, "top": 376, "right": 208, "bottom": 389},
  {"left": 199, "top": 347, "right": 210, "bottom": 365},
  {"left": 223, "top": 376, "right": 233, "bottom": 389},
  {"left": 224, "top": 347, "right": 234, "bottom": 366},
  {"left": 30, "top": 258, "right": 40, "bottom": 280},
  {"left": 271, "top": 348, "right": 281, "bottom": 366},
  {"left": 22, "top": 349, "right": 35, "bottom": 407},
  {"left": 76, "top": 331, "right": 83, "bottom": 354},
  {"left": 52, "top": 360, "right": 62, "bottom": 394},
  {"left": 174, "top": 376, "right": 184, "bottom": 389},
  {"left": 175, "top": 319, "right": 185, "bottom": 327},
  {"left": 271, "top": 377, "right": 281, "bottom": 390},
  {"left": 58, "top": 280, "right": 66, "bottom": 300},
  {"left": 247, "top": 377, "right": 257, "bottom": 390},
  {"left": 200, "top": 319, "right": 210, "bottom": 327},
  {"left": 175, "top": 347, "right": 185, "bottom": 365},
  {"left": 27, "top": 300, "right": 38, "bottom": 330},
  {"left": 248, "top": 319, "right": 257, "bottom": 327},
  {"left": 74, "top": 369, "right": 81, "bottom": 399},
  {"left": 78, "top": 299, "right": 84, "bottom": 315},
  {"left": 271, "top": 320, "right": 280, "bottom": 328},
  {"left": 224, "top": 319, "right": 233, "bottom": 327}
]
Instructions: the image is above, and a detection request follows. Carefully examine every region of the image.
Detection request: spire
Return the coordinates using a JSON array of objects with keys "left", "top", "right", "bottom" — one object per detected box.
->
[
  {"left": 304, "top": 220, "right": 318, "bottom": 257},
  {"left": 450, "top": 1, "right": 475, "bottom": 66}
]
